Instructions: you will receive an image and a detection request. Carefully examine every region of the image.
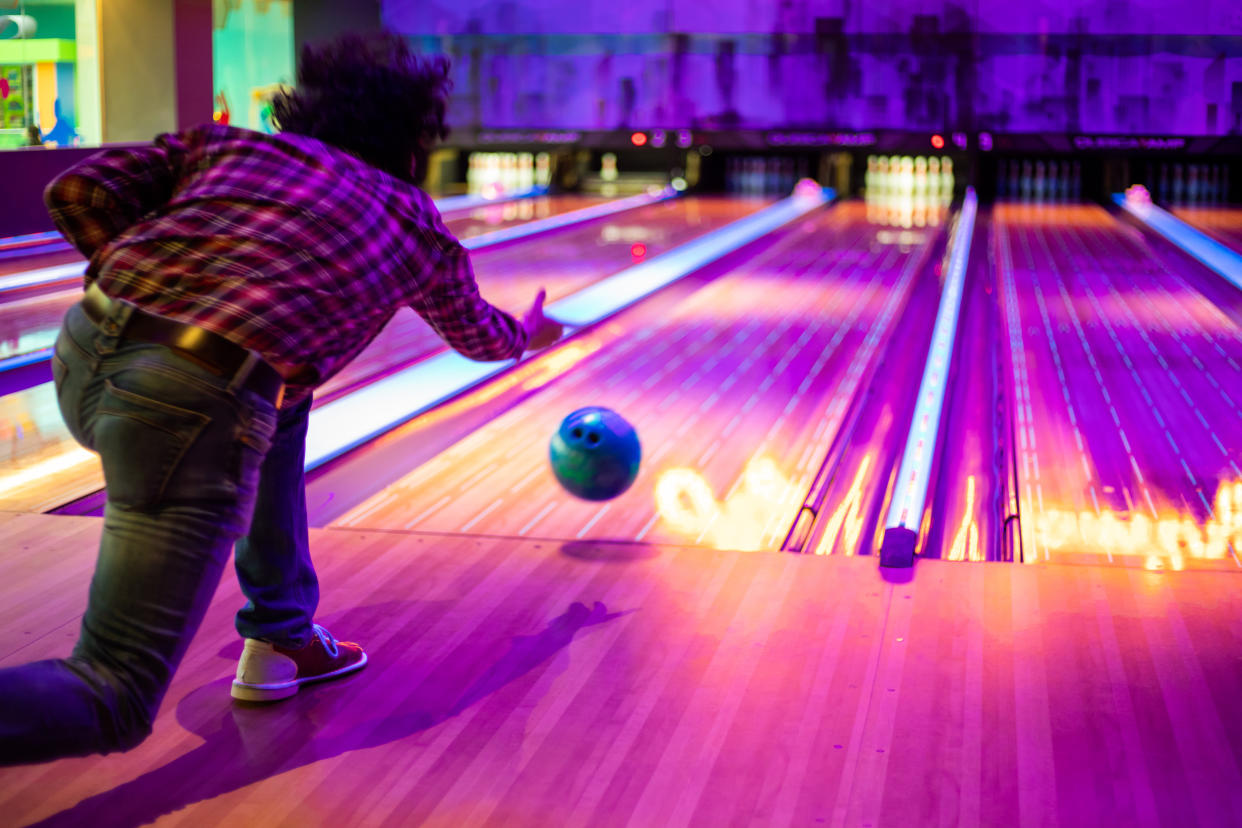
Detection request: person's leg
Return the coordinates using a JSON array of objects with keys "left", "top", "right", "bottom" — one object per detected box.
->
[
  {"left": 0, "top": 304, "right": 276, "bottom": 765},
  {"left": 233, "top": 393, "right": 319, "bottom": 649}
]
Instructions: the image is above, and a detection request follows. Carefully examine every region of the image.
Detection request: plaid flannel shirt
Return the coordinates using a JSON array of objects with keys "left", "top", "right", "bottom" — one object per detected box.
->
[{"left": 45, "top": 124, "right": 527, "bottom": 405}]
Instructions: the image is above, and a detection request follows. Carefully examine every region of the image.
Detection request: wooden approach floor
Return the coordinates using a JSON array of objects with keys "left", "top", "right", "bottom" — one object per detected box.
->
[{"left": 1, "top": 511, "right": 1240, "bottom": 827}]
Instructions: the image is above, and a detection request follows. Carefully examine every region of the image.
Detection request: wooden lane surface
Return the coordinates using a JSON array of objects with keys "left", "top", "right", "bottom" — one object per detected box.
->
[
  {"left": 0, "top": 197, "right": 766, "bottom": 515},
  {"left": 995, "top": 204, "right": 1242, "bottom": 570},
  {"left": 2, "top": 514, "right": 1241, "bottom": 826},
  {"left": 331, "top": 202, "right": 940, "bottom": 552}
]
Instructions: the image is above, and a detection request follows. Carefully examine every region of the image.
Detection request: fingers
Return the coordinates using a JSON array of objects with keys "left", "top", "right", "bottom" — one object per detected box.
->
[{"left": 533, "top": 288, "right": 547, "bottom": 311}]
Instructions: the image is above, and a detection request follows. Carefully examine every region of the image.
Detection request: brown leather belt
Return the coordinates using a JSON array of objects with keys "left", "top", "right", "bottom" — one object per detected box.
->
[{"left": 80, "top": 283, "right": 285, "bottom": 409}]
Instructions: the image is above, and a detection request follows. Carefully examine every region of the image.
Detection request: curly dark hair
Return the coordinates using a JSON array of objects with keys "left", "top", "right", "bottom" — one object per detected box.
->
[{"left": 272, "top": 33, "right": 451, "bottom": 184}]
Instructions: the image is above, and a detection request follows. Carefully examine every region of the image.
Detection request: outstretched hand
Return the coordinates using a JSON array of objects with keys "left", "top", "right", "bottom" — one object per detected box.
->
[{"left": 523, "top": 289, "right": 565, "bottom": 352}]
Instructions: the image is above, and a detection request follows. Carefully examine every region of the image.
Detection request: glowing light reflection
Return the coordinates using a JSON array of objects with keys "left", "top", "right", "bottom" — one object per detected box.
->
[
  {"left": 654, "top": 456, "right": 797, "bottom": 552},
  {"left": 1032, "top": 480, "right": 1242, "bottom": 569},
  {"left": 946, "top": 475, "right": 980, "bottom": 562},
  {"left": 813, "top": 454, "right": 873, "bottom": 556}
]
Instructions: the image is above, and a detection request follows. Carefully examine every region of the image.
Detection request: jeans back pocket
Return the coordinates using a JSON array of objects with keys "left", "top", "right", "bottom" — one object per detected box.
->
[{"left": 94, "top": 379, "right": 212, "bottom": 511}]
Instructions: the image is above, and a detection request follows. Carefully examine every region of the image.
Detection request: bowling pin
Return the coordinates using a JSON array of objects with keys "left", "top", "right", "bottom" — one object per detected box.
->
[
  {"left": 518, "top": 152, "right": 534, "bottom": 192},
  {"left": 535, "top": 152, "right": 551, "bottom": 188},
  {"left": 467, "top": 152, "right": 480, "bottom": 195}
]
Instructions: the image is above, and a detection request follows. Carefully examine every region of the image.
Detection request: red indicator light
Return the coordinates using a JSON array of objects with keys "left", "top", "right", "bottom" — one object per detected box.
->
[
  {"left": 630, "top": 132, "right": 648, "bottom": 147},
  {"left": 631, "top": 243, "right": 647, "bottom": 258},
  {"left": 930, "top": 134, "right": 945, "bottom": 149}
]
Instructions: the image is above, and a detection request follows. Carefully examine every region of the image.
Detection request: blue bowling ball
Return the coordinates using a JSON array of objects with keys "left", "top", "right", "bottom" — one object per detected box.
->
[{"left": 549, "top": 407, "right": 641, "bottom": 501}]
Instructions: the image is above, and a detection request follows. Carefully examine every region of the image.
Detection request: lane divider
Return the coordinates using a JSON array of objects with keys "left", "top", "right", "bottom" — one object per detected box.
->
[
  {"left": 1114, "top": 194, "right": 1242, "bottom": 293},
  {"left": 305, "top": 188, "right": 833, "bottom": 470},
  {"left": 878, "top": 188, "right": 978, "bottom": 568}
]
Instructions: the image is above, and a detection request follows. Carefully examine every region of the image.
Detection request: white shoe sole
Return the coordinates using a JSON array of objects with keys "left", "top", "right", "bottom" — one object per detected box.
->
[{"left": 231, "top": 652, "right": 368, "bottom": 702}]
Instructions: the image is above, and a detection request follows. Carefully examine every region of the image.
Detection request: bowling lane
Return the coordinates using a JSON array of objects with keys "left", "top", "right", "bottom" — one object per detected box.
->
[
  {"left": 331, "top": 201, "right": 946, "bottom": 551},
  {"left": 1171, "top": 207, "right": 1242, "bottom": 253},
  {"left": 996, "top": 204, "right": 1242, "bottom": 569},
  {"left": 0, "top": 196, "right": 767, "bottom": 513},
  {"left": 0, "top": 195, "right": 610, "bottom": 371},
  {"left": 315, "top": 196, "right": 771, "bottom": 400}
]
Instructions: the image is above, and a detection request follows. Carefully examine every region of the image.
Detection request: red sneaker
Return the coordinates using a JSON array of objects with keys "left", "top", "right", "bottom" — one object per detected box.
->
[{"left": 232, "top": 624, "right": 367, "bottom": 702}]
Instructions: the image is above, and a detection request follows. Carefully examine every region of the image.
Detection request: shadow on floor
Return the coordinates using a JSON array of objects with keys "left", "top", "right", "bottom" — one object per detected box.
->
[{"left": 29, "top": 600, "right": 632, "bottom": 828}]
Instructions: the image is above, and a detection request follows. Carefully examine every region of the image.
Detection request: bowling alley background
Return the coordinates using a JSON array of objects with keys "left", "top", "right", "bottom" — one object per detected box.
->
[
  {"left": 382, "top": 0, "right": 1242, "bottom": 135},
  {"left": 4, "top": 0, "right": 1242, "bottom": 823}
]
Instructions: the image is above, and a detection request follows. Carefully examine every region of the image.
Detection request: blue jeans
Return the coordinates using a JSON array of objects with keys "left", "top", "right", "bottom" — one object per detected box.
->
[{"left": 0, "top": 300, "right": 319, "bottom": 765}]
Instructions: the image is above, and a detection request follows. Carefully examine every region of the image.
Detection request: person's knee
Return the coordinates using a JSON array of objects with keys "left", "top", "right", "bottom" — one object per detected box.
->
[
  {"left": 68, "top": 656, "right": 161, "bottom": 753},
  {"left": 107, "top": 695, "right": 157, "bottom": 752}
]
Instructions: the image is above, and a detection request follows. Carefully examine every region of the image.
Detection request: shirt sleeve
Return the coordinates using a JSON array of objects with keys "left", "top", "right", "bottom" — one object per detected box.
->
[
  {"left": 43, "top": 134, "right": 186, "bottom": 261},
  {"left": 410, "top": 241, "right": 529, "bottom": 361}
]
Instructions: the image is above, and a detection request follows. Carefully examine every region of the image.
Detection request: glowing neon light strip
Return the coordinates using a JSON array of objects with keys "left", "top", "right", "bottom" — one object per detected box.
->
[
  {"left": 305, "top": 189, "right": 831, "bottom": 469},
  {"left": 0, "top": 346, "right": 53, "bottom": 373},
  {"left": 884, "top": 188, "right": 978, "bottom": 533},
  {"left": 0, "top": 263, "right": 84, "bottom": 292},
  {"left": 0, "top": 230, "right": 62, "bottom": 250},
  {"left": 0, "top": 240, "right": 72, "bottom": 263},
  {"left": 1113, "top": 194, "right": 1242, "bottom": 292}
]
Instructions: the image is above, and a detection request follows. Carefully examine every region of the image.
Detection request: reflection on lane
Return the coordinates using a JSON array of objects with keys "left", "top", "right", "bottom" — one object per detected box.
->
[
  {"left": 653, "top": 456, "right": 800, "bottom": 552},
  {"left": 1030, "top": 481, "right": 1242, "bottom": 570},
  {"left": 997, "top": 204, "right": 1242, "bottom": 569}
]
